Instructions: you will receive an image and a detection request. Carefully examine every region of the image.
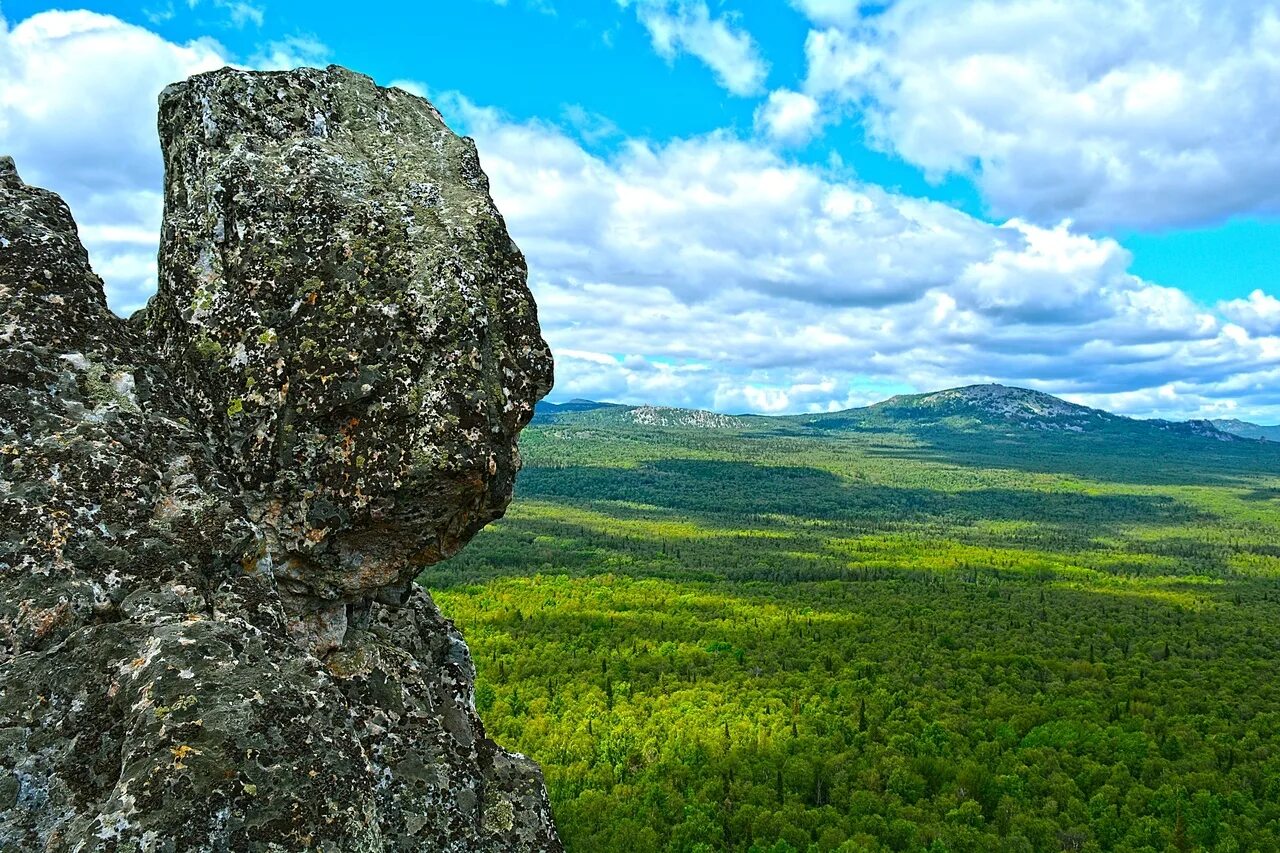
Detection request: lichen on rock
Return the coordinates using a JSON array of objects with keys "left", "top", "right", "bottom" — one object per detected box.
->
[{"left": 0, "top": 66, "right": 558, "bottom": 851}]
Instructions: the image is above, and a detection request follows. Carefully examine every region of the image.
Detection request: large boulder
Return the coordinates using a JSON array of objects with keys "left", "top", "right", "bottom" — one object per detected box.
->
[{"left": 0, "top": 66, "right": 558, "bottom": 852}]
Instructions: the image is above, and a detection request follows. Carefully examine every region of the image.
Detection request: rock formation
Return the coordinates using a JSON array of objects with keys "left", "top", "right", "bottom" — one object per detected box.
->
[{"left": 0, "top": 65, "right": 558, "bottom": 851}]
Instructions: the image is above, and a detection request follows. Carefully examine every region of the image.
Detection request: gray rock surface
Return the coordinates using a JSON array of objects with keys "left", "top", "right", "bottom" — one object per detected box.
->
[{"left": 0, "top": 65, "right": 558, "bottom": 851}]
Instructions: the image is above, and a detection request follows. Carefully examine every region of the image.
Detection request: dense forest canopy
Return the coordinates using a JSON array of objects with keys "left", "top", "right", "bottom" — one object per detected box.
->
[{"left": 423, "top": 397, "right": 1280, "bottom": 852}]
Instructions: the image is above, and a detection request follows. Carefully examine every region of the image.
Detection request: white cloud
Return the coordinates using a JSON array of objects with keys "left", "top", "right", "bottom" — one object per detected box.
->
[
  {"left": 1220, "top": 290, "right": 1280, "bottom": 337},
  {"left": 621, "top": 0, "right": 768, "bottom": 96},
  {"left": 792, "top": 0, "right": 1280, "bottom": 229},
  {"left": 7, "top": 10, "right": 1280, "bottom": 422},
  {"left": 448, "top": 95, "right": 1007, "bottom": 308},
  {"left": 789, "top": 0, "right": 866, "bottom": 29},
  {"left": 444, "top": 97, "right": 1280, "bottom": 420},
  {"left": 754, "top": 89, "right": 820, "bottom": 144},
  {"left": 387, "top": 79, "right": 430, "bottom": 99}
]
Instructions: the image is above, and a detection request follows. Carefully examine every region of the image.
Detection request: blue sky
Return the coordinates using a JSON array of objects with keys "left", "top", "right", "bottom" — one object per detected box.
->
[{"left": 4, "top": 0, "right": 1280, "bottom": 420}]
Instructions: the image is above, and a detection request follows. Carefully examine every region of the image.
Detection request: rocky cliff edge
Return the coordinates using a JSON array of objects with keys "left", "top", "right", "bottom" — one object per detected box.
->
[{"left": 0, "top": 65, "right": 559, "bottom": 852}]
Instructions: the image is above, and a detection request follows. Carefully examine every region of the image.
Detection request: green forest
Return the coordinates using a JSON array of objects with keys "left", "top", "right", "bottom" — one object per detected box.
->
[{"left": 421, "top": 400, "right": 1280, "bottom": 852}]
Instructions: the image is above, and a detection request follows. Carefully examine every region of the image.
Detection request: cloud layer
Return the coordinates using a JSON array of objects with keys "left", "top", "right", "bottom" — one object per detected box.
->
[
  {"left": 447, "top": 98, "right": 1280, "bottom": 418},
  {"left": 5, "top": 8, "right": 1280, "bottom": 421},
  {"left": 784, "top": 0, "right": 1280, "bottom": 230}
]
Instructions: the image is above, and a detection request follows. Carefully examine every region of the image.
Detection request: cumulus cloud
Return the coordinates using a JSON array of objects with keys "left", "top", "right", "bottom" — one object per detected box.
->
[
  {"left": 792, "top": 0, "right": 1280, "bottom": 229},
  {"left": 447, "top": 96, "right": 1010, "bottom": 308},
  {"left": 1070, "top": 366, "right": 1280, "bottom": 422},
  {"left": 621, "top": 0, "right": 768, "bottom": 96},
  {"left": 442, "top": 96, "right": 1280, "bottom": 419},
  {"left": 788, "top": 0, "right": 867, "bottom": 29},
  {"left": 1220, "top": 290, "right": 1280, "bottom": 337},
  {"left": 6, "top": 9, "right": 1280, "bottom": 421},
  {"left": 754, "top": 89, "right": 820, "bottom": 144}
]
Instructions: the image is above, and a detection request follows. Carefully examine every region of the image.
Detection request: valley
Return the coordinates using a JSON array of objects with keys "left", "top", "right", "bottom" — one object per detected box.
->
[{"left": 425, "top": 387, "right": 1280, "bottom": 852}]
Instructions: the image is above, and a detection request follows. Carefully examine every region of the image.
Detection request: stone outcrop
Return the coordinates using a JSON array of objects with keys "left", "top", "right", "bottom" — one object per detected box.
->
[{"left": 0, "top": 65, "right": 558, "bottom": 851}]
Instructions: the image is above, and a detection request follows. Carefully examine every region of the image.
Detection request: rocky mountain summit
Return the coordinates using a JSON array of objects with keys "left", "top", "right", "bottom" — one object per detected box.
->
[
  {"left": 796, "top": 384, "right": 1236, "bottom": 440},
  {"left": 875, "top": 384, "right": 1114, "bottom": 431},
  {"left": 1212, "top": 418, "right": 1280, "bottom": 441},
  {"left": 0, "top": 65, "right": 559, "bottom": 851},
  {"left": 625, "top": 406, "right": 744, "bottom": 429},
  {"left": 534, "top": 401, "right": 745, "bottom": 429}
]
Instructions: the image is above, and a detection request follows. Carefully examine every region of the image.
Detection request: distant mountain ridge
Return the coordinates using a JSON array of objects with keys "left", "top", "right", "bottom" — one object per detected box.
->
[
  {"left": 804, "top": 384, "right": 1234, "bottom": 440},
  {"left": 1212, "top": 418, "right": 1280, "bottom": 441},
  {"left": 536, "top": 398, "right": 749, "bottom": 429},
  {"left": 856, "top": 384, "right": 1114, "bottom": 432},
  {"left": 535, "top": 398, "right": 625, "bottom": 415},
  {"left": 536, "top": 384, "right": 1253, "bottom": 443}
]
